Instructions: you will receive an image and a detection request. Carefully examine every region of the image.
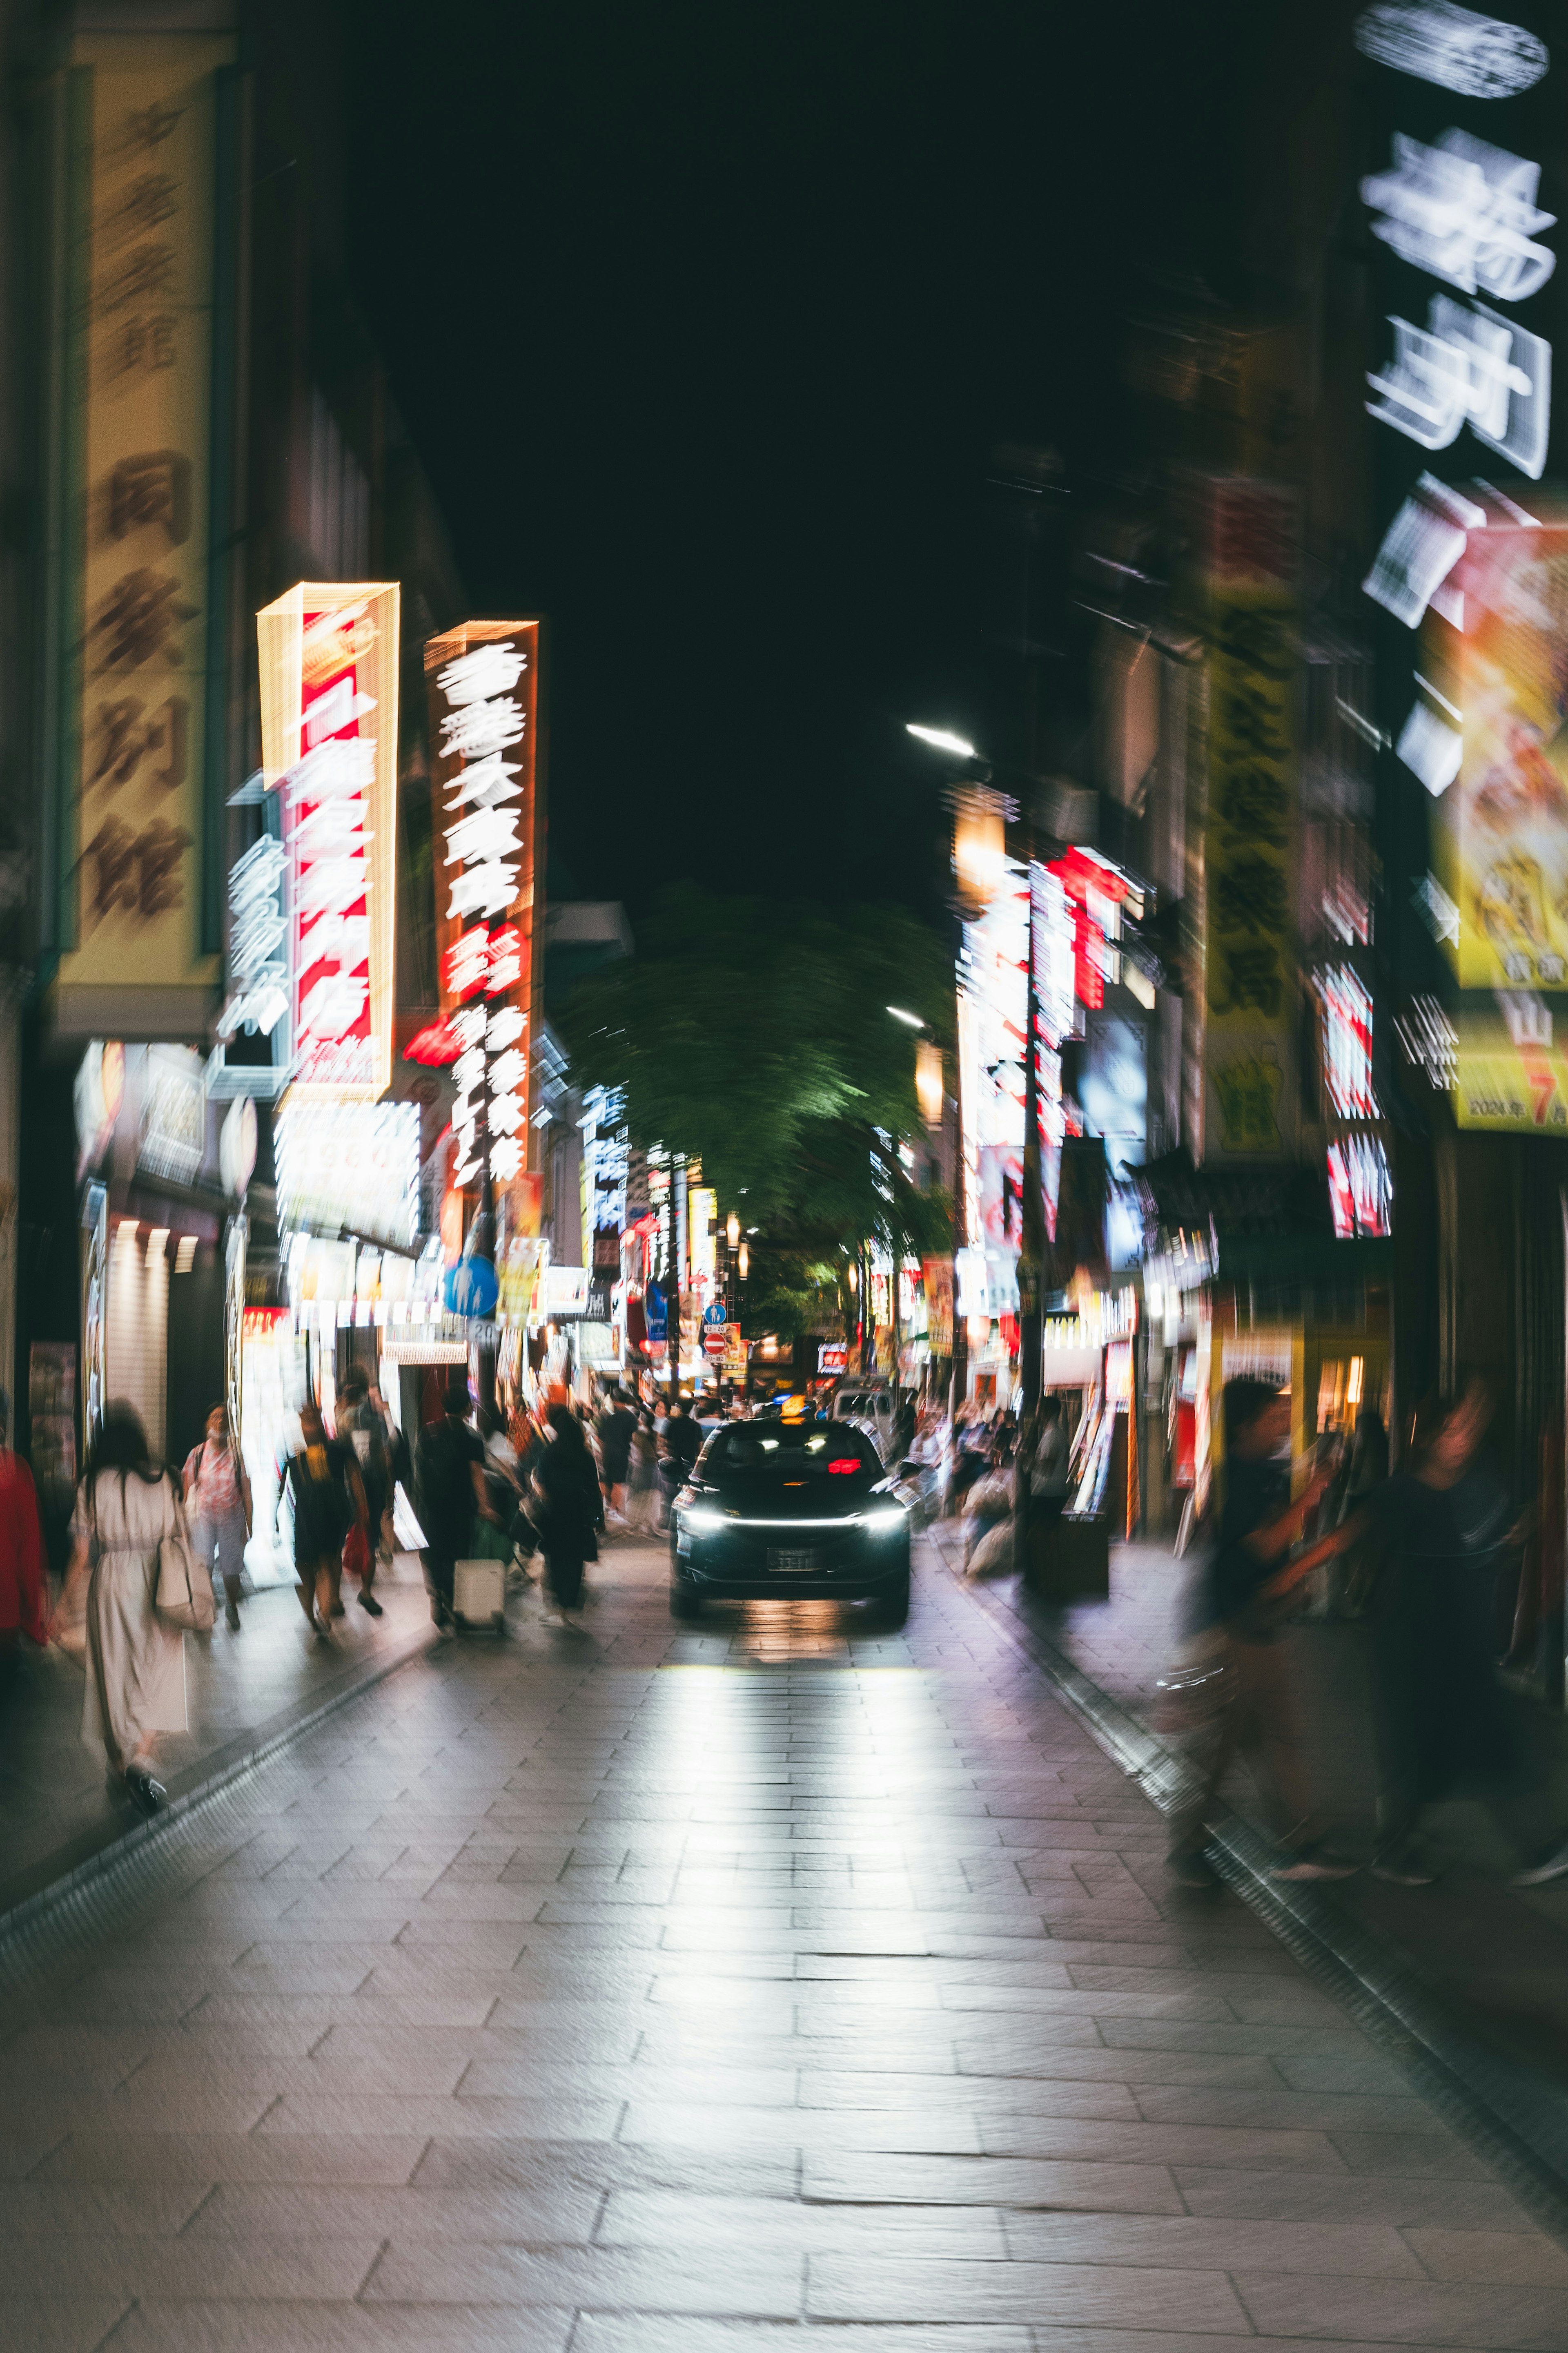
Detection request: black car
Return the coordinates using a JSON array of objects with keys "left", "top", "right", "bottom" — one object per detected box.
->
[{"left": 669, "top": 1414, "right": 911, "bottom": 1624}]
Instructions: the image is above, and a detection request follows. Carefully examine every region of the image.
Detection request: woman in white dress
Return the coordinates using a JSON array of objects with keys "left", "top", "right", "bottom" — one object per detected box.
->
[{"left": 53, "top": 1403, "right": 187, "bottom": 1816}]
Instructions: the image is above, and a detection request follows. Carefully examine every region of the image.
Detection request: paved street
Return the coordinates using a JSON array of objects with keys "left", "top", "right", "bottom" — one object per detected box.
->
[{"left": 3, "top": 1534, "right": 1566, "bottom": 2353}]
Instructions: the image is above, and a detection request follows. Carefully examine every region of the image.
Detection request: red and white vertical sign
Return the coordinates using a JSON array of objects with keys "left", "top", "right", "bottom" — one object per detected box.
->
[{"left": 256, "top": 583, "right": 401, "bottom": 1100}]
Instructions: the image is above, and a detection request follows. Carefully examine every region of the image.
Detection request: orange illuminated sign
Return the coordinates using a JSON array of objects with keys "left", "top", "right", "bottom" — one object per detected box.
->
[{"left": 256, "top": 582, "right": 400, "bottom": 1101}]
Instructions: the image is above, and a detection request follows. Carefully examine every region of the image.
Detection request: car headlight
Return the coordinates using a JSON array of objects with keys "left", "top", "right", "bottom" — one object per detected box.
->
[
  {"left": 682, "top": 1507, "right": 726, "bottom": 1532},
  {"left": 861, "top": 1508, "right": 906, "bottom": 1535}
]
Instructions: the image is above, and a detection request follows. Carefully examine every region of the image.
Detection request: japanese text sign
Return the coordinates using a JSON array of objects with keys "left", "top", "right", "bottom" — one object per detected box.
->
[
  {"left": 256, "top": 582, "right": 400, "bottom": 1100},
  {"left": 1204, "top": 530, "right": 1297, "bottom": 1158},
  {"left": 425, "top": 621, "right": 541, "bottom": 1221},
  {"left": 56, "top": 32, "right": 234, "bottom": 1028}
]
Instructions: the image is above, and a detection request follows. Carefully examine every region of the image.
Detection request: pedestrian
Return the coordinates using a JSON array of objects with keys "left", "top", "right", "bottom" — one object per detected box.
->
[
  {"left": 596, "top": 1385, "right": 635, "bottom": 1524},
  {"left": 1029, "top": 1396, "right": 1071, "bottom": 1530},
  {"left": 183, "top": 1401, "right": 252, "bottom": 1633},
  {"left": 626, "top": 1410, "right": 657, "bottom": 1532},
  {"left": 334, "top": 1370, "right": 390, "bottom": 1617},
  {"left": 532, "top": 1402, "right": 602, "bottom": 1621},
  {"left": 414, "top": 1377, "right": 490, "bottom": 1628},
  {"left": 281, "top": 1399, "right": 368, "bottom": 1641},
  {"left": 53, "top": 1403, "right": 189, "bottom": 1815},
  {"left": 657, "top": 1395, "right": 700, "bottom": 1530},
  {"left": 1166, "top": 1377, "right": 1341, "bottom": 1888},
  {"left": 1285, "top": 1376, "right": 1568, "bottom": 1887},
  {"left": 0, "top": 1389, "right": 47, "bottom": 1688}
]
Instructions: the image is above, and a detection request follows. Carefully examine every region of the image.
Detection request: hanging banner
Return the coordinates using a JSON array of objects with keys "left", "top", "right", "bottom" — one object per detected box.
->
[
  {"left": 1425, "top": 512, "right": 1568, "bottom": 992},
  {"left": 51, "top": 30, "right": 236, "bottom": 1039},
  {"left": 1201, "top": 481, "right": 1298, "bottom": 1159},
  {"left": 425, "top": 620, "right": 542, "bottom": 1226},
  {"left": 256, "top": 582, "right": 400, "bottom": 1100}
]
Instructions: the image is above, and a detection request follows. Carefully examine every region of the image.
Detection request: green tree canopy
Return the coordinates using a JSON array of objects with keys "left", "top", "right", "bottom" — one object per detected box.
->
[{"left": 559, "top": 885, "right": 954, "bottom": 1332}]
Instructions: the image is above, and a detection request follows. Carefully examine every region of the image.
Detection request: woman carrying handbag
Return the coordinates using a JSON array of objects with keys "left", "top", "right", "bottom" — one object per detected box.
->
[{"left": 52, "top": 1403, "right": 203, "bottom": 1817}]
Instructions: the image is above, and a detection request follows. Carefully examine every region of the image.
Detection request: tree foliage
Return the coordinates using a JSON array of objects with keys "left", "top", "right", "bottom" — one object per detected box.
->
[{"left": 559, "top": 885, "right": 955, "bottom": 1333}]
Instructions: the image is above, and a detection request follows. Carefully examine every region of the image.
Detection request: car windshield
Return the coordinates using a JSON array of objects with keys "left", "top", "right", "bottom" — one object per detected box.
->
[{"left": 701, "top": 1423, "right": 883, "bottom": 1481}]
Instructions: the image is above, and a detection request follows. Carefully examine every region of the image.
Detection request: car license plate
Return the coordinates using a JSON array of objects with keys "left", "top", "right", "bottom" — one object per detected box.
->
[{"left": 766, "top": 1548, "right": 819, "bottom": 1572}]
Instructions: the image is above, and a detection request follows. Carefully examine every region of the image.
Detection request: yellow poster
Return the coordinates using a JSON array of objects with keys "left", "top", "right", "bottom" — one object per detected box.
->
[
  {"left": 1204, "top": 582, "right": 1296, "bottom": 1157},
  {"left": 1452, "top": 1011, "right": 1568, "bottom": 1134},
  {"left": 53, "top": 33, "right": 232, "bottom": 1032},
  {"left": 1428, "top": 517, "right": 1568, "bottom": 991}
]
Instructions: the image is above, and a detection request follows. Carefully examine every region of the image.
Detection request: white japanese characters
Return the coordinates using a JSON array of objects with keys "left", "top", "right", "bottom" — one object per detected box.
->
[
  {"left": 437, "top": 638, "right": 530, "bottom": 1189},
  {"left": 216, "top": 831, "right": 289, "bottom": 1041},
  {"left": 1363, "top": 128, "right": 1555, "bottom": 301}
]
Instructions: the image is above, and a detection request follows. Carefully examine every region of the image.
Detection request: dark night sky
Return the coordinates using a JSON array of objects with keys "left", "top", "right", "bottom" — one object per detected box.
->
[{"left": 343, "top": 2, "right": 1245, "bottom": 924}]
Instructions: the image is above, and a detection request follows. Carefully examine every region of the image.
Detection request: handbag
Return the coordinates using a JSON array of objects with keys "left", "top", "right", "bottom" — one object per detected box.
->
[{"left": 156, "top": 1477, "right": 216, "bottom": 1632}]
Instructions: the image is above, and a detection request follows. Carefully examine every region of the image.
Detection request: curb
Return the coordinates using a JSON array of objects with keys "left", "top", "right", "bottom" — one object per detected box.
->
[
  {"left": 929, "top": 1526, "right": 1568, "bottom": 2249},
  {"left": 0, "top": 1616, "right": 442, "bottom": 1996}
]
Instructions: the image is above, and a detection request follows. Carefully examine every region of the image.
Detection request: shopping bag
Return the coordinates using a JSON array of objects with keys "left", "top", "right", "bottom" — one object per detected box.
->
[{"left": 156, "top": 1483, "right": 216, "bottom": 1632}]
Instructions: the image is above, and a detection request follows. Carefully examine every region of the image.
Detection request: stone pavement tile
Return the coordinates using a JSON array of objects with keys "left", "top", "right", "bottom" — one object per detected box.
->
[
  {"left": 978, "top": 2113, "right": 1348, "bottom": 2169},
  {"left": 1098, "top": 2014, "right": 1372, "bottom": 2056},
  {"left": 804, "top": 2251, "right": 1250, "bottom": 2329},
  {"left": 1328, "top": 2130, "right": 1494, "bottom": 2179},
  {"left": 363, "top": 2239, "right": 805, "bottom": 2315},
  {"left": 597, "top": 2188, "right": 1009, "bottom": 2257},
  {"left": 412, "top": 2133, "right": 801, "bottom": 2201},
  {"left": 1131, "top": 2084, "right": 1450, "bottom": 2133},
  {"left": 803, "top": 2150, "right": 1186, "bottom": 2214},
  {"left": 1233, "top": 2269, "right": 1568, "bottom": 2348},
  {"left": 1003, "top": 2208, "right": 1425, "bottom": 2275},
  {"left": 187, "top": 2176, "right": 604, "bottom": 2243},
  {"left": 255, "top": 2090, "right": 623, "bottom": 2139},
  {"left": 619, "top": 2100, "right": 985, "bottom": 2155},
  {"left": 4, "top": 2179, "right": 207, "bottom": 2233},
  {"left": 951, "top": 2036, "right": 1281, "bottom": 2089},
  {"left": 1402, "top": 2227, "right": 1568, "bottom": 2283},
  {"left": 33, "top": 2130, "right": 430, "bottom": 2185},
  {"left": 1, "top": 2233, "right": 383, "bottom": 2299},
  {"left": 0, "top": 2298, "right": 131, "bottom": 2353},
  {"left": 105, "top": 2300, "right": 575, "bottom": 2352},
  {"left": 575, "top": 2326, "right": 1035, "bottom": 2353},
  {"left": 798, "top": 2071, "right": 1141, "bottom": 2120},
  {"left": 1172, "top": 2163, "right": 1538, "bottom": 2229}
]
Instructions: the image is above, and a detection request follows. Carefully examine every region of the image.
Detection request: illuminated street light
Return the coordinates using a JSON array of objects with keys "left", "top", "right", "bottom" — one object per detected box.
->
[
  {"left": 726, "top": 1209, "right": 741, "bottom": 1249},
  {"left": 737, "top": 1241, "right": 749, "bottom": 1282},
  {"left": 906, "top": 722, "right": 978, "bottom": 759},
  {"left": 915, "top": 1039, "right": 944, "bottom": 1128},
  {"left": 886, "top": 1005, "right": 924, "bottom": 1029}
]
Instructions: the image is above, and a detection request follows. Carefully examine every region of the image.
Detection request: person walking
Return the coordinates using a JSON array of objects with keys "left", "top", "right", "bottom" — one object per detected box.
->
[
  {"left": 626, "top": 1410, "right": 658, "bottom": 1533},
  {"left": 1029, "top": 1396, "right": 1071, "bottom": 1538},
  {"left": 281, "top": 1400, "right": 368, "bottom": 1641},
  {"left": 657, "top": 1396, "right": 700, "bottom": 1533},
  {"left": 1285, "top": 1376, "right": 1568, "bottom": 1886},
  {"left": 0, "top": 1389, "right": 47, "bottom": 1688},
  {"left": 53, "top": 1404, "right": 188, "bottom": 1815},
  {"left": 1166, "top": 1378, "right": 1341, "bottom": 1887},
  {"left": 334, "top": 1370, "right": 390, "bottom": 1617},
  {"left": 596, "top": 1386, "right": 635, "bottom": 1525},
  {"left": 414, "top": 1378, "right": 489, "bottom": 1628},
  {"left": 183, "top": 1403, "right": 251, "bottom": 1633},
  {"left": 532, "top": 1403, "right": 602, "bottom": 1621}
]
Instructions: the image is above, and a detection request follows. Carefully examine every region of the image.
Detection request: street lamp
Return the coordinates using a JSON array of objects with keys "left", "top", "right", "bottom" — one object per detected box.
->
[
  {"left": 906, "top": 723, "right": 978, "bottom": 760},
  {"left": 725, "top": 1210, "right": 740, "bottom": 1250}
]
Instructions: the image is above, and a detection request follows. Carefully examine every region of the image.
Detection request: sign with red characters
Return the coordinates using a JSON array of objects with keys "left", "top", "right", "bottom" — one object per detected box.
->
[{"left": 256, "top": 582, "right": 401, "bottom": 1100}]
